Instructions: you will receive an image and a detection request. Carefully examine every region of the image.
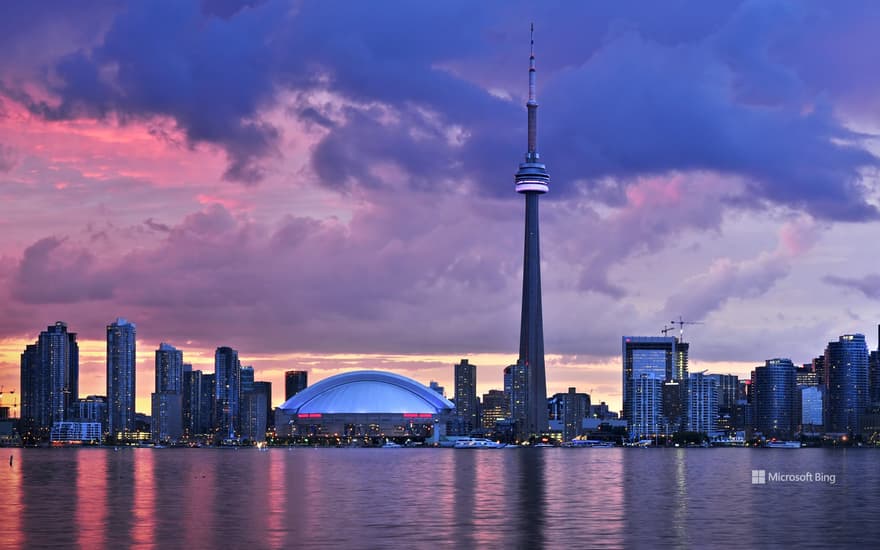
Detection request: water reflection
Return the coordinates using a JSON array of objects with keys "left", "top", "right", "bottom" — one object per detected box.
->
[
  {"left": 0, "top": 449, "right": 22, "bottom": 547},
  {"left": 10, "top": 447, "right": 880, "bottom": 547},
  {"left": 77, "top": 449, "right": 107, "bottom": 548}
]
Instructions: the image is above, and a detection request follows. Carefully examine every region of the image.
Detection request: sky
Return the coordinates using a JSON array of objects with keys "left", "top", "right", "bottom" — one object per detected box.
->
[{"left": 2, "top": 0, "right": 880, "bottom": 415}]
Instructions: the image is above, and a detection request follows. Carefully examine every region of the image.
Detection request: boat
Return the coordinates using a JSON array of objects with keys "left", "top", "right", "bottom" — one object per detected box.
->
[
  {"left": 381, "top": 441, "right": 402, "bottom": 448},
  {"left": 563, "top": 439, "right": 615, "bottom": 448},
  {"left": 453, "top": 438, "right": 505, "bottom": 449},
  {"left": 533, "top": 442, "right": 555, "bottom": 448},
  {"left": 765, "top": 441, "right": 801, "bottom": 449}
]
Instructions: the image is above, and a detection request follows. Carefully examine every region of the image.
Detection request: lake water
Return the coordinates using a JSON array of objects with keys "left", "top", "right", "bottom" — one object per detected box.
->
[{"left": 1, "top": 447, "right": 878, "bottom": 548}]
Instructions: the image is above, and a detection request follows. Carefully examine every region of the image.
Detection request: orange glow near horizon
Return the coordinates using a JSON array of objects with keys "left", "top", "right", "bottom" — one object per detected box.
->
[{"left": 0, "top": 334, "right": 764, "bottom": 417}]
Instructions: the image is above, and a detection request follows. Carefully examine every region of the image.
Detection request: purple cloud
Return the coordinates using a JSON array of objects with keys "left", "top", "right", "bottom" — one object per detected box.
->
[{"left": 824, "top": 274, "right": 880, "bottom": 300}]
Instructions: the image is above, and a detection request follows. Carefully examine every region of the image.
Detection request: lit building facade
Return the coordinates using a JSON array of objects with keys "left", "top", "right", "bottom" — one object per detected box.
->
[
  {"left": 215, "top": 347, "right": 241, "bottom": 440},
  {"left": 824, "top": 334, "right": 869, "bottom": 435},
  {"left": 481, "top": 389, "right": 509, "bottom": 430},
  {"left": 107, "top": 318, "right": 136, "bottom": 439},
  {"left": 454, "top": 359, "right": 478, "bottom": 435},
  {"left": 752, "top": 358, "right": 797, "bottom": 439},
  {"left": 687, "top": 372, "right": 718, "bottom": 435},
  {"left": 284, "top": 370, "right": 308, "bottom": 401},
  {"left": 622, "top": 336, "right": 687, "bottom": 437},
  {"left": 801, "top": 386, "right": 824, "bottom": 432},
  {"left": 20, "top": 322, "right": 80, "bottom": 442}
]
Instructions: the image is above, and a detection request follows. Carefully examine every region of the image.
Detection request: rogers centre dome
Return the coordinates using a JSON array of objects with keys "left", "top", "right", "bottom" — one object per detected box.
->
[{"left": 275, "top": 370, "right": 455, "bottom": 444}]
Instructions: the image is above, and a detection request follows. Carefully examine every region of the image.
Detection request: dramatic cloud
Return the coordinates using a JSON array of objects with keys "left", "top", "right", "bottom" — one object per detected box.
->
[
  {"left": 2, "top": 2, "right": 880, "bottom": 411},
  {"left": 663, "top": 216, "right": 821, "bottom": 320}
]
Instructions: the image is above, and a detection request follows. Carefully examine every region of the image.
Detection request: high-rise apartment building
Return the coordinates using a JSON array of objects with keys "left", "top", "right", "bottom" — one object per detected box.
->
[
  {"left": 215, "top": 347, "right": 241, "bottom": 440},
  {"left": 155, "top": 343, "right": 183, "bottom": 393},
  {"left": 20, "top": 322, "right": 80, "bottom": 441},
  {"left": 107, "top": 318, "right": 136, "bottom": 439},
  {"left": 622, "top": 336, "right": 688, "bottom": 438},
  {"left": 284, "top": 370, "right": 308, "bottom": 401},
  {"left": 752, "top": 358, "right": 797, "bottom": 439},
  {"left": 481, "top": 389, "right": 509, "bottom": 430},
  {"left": 687, "top": 372, "right": 718, "bottom": 435},
  {"left": 152, "top": 343, "right": 184, "bottom": 443},
  {"left": 824, "top": 334, "right": 869, "bottom": 435},
  {"left": 454, "top": 359, "right": 478, "bottom": 435}
]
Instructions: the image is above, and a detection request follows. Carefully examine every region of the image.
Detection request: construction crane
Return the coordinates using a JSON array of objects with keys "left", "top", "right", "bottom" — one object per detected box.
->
[
  {"left": 661, "top": 325, "right": 674, "bottom": 336},
  {"left": 670, "top": 316, "right": 703, "bottom": 342}
]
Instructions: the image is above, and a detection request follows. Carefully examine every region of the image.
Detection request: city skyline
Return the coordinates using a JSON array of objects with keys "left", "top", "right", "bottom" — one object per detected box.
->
[{"left": 4, "top": 3, "right": 880, "bottom": 416}]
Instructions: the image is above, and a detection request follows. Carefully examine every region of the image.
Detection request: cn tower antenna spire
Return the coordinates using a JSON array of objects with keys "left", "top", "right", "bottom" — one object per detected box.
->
[{"left": 527, "top": 23, "right": 537, "bottom": 155}]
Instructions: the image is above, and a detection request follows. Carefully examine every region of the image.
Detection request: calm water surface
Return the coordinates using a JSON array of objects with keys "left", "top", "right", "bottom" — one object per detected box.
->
[{"left": 1, "top": 447, "right": 879, "bottom": 548}]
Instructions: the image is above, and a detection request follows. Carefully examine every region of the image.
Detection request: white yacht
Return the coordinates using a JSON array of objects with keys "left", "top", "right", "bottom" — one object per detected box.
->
[{"left": 453, "top": 438, "right": 505, "bottom": 449}]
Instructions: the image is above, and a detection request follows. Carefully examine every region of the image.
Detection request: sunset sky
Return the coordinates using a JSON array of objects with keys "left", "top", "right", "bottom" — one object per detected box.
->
[{"left": 2, "top": 1, "right": 880, "bottom": 414}]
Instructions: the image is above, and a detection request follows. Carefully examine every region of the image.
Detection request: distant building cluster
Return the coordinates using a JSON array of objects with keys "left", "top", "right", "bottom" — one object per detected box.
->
[
  {"left": 440, "top": 359, "right": 622, "bottom": 444},
  {"left": 622, "top": 328, "right": 880, "bottom": 444},
  {"left": 18, "top": 319, "right": 285, "bottom": 445}
]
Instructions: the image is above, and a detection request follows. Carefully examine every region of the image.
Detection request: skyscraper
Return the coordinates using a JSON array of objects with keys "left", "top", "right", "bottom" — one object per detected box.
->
[
  {"left": 285, "top": 370, "right": 308, "bottom": 401},
  {"left": 454, "top": 359, "right": 478, "bottom": 435},
  {"left": 20, "top": 322, "right": 79, "bottom": 441},
  {"left": 687, "top": 372, "right": 718, "bottom": 435},
  {"left": 155, "top": 343, "right": 183, "bottom": 393},
  {"left": 824, "top": 334, "right": 869, "bottom": 435},
  {"left": 481, "top": 389, "right": 509, "bottom": 430},
  {"left": 152, "top": 343, "right": 184, "bottom": 443},
  {"left": 107, "top": 318, "right": 136, "bottom": 439},
  {"left": 622, "top": 336, "right": 687, "bottom": 437},
  {"left": 752, "top": 358, "right": 797, "bottom": 439},
  {"left": 215, "top": 346, "right": 241, "bottom": 440},
  {"left": 514, "top": 26, "right": 551, "bottom": 439}
]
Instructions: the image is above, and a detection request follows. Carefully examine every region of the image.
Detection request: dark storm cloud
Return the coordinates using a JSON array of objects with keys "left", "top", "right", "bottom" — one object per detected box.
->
[{"left": 2, "top": 0, "right": 877, "bottom": 219}]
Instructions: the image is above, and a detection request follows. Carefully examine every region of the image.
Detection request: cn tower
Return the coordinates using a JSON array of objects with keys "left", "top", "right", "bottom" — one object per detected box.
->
[{"left": 515, "top": 24, "right": 550, "bottom": 438}]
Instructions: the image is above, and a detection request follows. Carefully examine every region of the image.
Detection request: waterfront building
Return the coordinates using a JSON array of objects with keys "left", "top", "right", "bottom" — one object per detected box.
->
[
  {"left": 276, "top": 371, "right": 455, "bottom": 444},
  {"left": 801, "top": 386, "right": 824, "bottom": 433},
  {"left": 709, "top": 374, "right": 738, "bottom": 433},
  {"left": 107, "top": 318, "right": 136, "bottom": 440},
  {"left": 687, "top": 373, "right": 718, "bottom": 435},
  {"left": 151, "top": 391, "right": 183, "bottom": 443},
  {"left": 284, "top": 370, "right": 308, "bottom": 401},
  {"left": 481, "top": 389, "right": 509, "bottom": 430},
  {"left": 242, "top": 381, "right": 270, "bottom": 442},
  {"left": 631, "top": 374, "right": 663, "bottom": 439},
  {"left": 182, "top": 370, "right": 204, "bottom": 437},
  {"left": 75, "top": 395, "right": 107, "bottom": 433},
  {"left": 215, "top": 347, "right": 241, "bottom": 440},
  {"left": 752, "top": 358, "right": 797, "bottom": 439},
  {"left": 453, "top": 359, "right": 478, "bottom": 435},
  {"left": 255, "top": 381, "right": 274, "bottom": 430},
  {"left": 508, "top": 360, "right": 529, "bottom": 439},
  {"left": 201, "top": 372, "right": 216, "bottom": 436},
  {"left": 622, "top": 336, "right": 687, "bottom": 437},
  {"left": 155, "top": 343, "right": 183, "bottom": 393},
  {"left": 870, "top": 347, "right": 880, "bottom": 408},
  {"left": 824, "top": 334, "right": 869, "bottom": 435},
  {"left": 556, "top": 387, "right": 590, "bottom": 441},
  {"left": 240, "top": 366, "right": 269, "bottom": 441},
  {"left": 152, "top": 343, "right": 184, "bottom": 443},
  {"left": 20, "top": 322, "right": 80, "bottom": 442},
  {"left": 50, "top": 421, "right": 102, "bottom": 443},
  {"left": 514, "top": 26, "right": 551, "bottom": 439}
]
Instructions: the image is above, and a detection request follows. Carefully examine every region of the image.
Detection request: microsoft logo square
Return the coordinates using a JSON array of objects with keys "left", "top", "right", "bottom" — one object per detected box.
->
[{"left": 752, "top": 470, "right": 766, "bottom": 485}]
